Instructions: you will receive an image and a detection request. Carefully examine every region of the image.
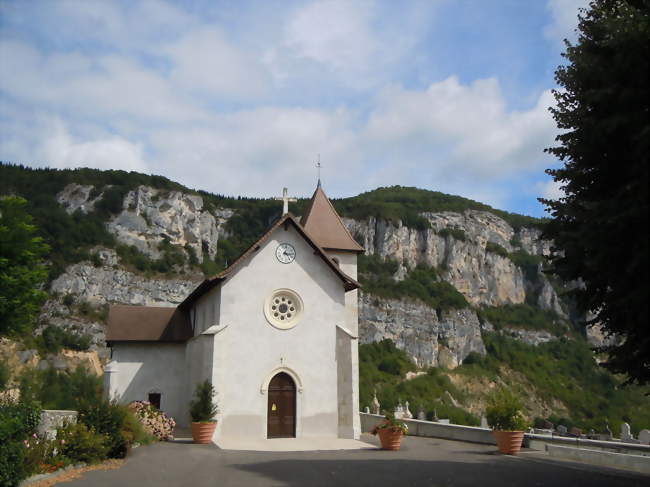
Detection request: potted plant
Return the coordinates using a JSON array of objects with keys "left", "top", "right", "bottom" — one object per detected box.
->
[
  {"left": 371, "top": 414, "right": 409, "bottom": 450},
  {"left": 485, "top": 388, "right": 528, "bottom": 455},
  {"left": 189, "top": 380, "right": 218, "bottom": 444}
]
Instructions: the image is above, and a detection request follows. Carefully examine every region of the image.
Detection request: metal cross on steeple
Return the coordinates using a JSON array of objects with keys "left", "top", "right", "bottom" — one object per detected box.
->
[
  {"left": 316, "top": 154, "right": 322, "bottom": 187},
  {"left": 274, "top": 187, "right": 297, "bottom": 215}
]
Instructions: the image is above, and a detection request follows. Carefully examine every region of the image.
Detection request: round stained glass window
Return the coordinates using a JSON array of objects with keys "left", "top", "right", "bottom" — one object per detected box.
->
[{"left": 264, "top": 289, "right": 303, "bottom": 329}]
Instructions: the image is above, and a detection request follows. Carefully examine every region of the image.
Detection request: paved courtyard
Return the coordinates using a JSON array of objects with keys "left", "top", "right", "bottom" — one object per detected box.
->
[{"left": 64, "top": 434, "right": 648, "bottom": 487}]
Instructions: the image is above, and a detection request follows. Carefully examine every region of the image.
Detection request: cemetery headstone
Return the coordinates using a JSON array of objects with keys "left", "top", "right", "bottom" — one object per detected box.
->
[
  {"left": 371, "top": 392, "right": 381, "bottom": 415},
  {"left": 480, "top": 416, "right": 489, "bottom": 429},
  {"left": 638, "top": 429, "right": 650, "bottom": 445},
  {"left": 556, "top": 425, "right": 568, "bottom": 436},
  {"left": 621, "top": 422, "right": 633, "bottom": 442},
  {"left": 404, "top": 401, "right": 413, "bottom": 419},
  {"left": 417, "top": 408, "right": 426, "bottom": 421},
  {"left": 364, "top": 406, "right": 370, "bottom": 414}
]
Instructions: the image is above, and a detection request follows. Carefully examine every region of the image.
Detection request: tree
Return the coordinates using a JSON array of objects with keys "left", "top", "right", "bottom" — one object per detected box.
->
[
  {"left": 541, "top": 0, "right": 649, "bottom": 384},
  {"left": 0, "top": 196, "right": 49, "bottom": 336}
]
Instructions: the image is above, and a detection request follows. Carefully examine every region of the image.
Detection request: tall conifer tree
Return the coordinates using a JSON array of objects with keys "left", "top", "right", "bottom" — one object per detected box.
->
[{"left": 542, "top": 0, "right": 649, "bottom": 384}]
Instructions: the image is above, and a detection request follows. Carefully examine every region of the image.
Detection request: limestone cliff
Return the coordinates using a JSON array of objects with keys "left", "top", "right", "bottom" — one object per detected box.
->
[{"left": 44, "top": 183, "right": 569, "bottom": 368}]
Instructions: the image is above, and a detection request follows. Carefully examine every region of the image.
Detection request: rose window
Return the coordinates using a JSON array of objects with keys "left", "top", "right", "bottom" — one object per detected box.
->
[{"left": 264, "top": 289, "right": 303, "bottom": 329}]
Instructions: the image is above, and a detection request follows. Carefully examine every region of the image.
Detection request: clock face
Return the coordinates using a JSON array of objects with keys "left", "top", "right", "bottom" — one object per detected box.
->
[{"left": 276, "top": 243, "right": 296, "bottom": 264}]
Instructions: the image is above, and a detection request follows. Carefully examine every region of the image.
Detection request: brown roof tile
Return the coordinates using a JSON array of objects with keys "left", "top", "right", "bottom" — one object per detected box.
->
[
  {"left": 106, "top": 305, "right": 192, "bottom": 342},
  {"left": 300, "top": 185, "right": 364, "bottom": 253}
]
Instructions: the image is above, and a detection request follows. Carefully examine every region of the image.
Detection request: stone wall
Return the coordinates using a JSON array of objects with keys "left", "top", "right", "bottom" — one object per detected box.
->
[{"left": 37, "top": 410, "right": 78, "bottom": 439}]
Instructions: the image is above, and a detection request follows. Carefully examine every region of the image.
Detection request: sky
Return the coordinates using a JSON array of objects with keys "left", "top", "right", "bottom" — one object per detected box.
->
[{"left": 0, "top": 0, "right": 588, "bottom": 216}]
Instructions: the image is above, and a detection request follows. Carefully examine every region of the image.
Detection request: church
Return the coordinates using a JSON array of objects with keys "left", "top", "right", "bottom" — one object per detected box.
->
[{"left": 104, "top": 183, "right": 364, "bottom": 442}]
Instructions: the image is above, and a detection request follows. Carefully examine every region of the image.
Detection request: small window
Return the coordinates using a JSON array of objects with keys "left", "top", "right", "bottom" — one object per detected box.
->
[{"left": 148, "top": 393, "right": 161, "bottom": 410}]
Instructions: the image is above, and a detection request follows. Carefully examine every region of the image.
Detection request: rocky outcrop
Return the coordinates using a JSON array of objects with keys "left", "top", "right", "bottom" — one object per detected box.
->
[
  {"left": 57, "top": 184, "right": 234, "bottom": 264},
  {"left": 346, "top": 211, "right": 554, "bottom": 308},
  {"left": 109, "top": 186, "right": 231, "bottom": 263},
  {"left": 56, "top": 184, "right": 101, "bottom": 214},
  {"left": 359, "top": 293, "right": 485, "bottom": 368},
  {"left": 50, "top": 249, "right": 200, "bottom": 307}
]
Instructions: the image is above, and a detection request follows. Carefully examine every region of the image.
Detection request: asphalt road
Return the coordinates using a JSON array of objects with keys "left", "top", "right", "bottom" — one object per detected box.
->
[{"left": 63, "top": 434, "right": 648, "bottom": 487}]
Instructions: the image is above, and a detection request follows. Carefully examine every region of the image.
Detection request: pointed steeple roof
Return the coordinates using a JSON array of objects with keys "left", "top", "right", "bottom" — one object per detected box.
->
[{"left": 300, "top": 185, "right": 364, "bottom": 253}]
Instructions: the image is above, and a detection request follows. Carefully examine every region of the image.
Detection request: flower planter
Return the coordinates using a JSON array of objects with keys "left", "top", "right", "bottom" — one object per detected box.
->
[
  {"left": 492, "top": 430, "right": 524, "bottom": 455},
  {"left": 378, "top": 428, "right": 403, "bottom": 451},
  {"left": 191, "top": 422, "right": 217, "bottom": 444}
]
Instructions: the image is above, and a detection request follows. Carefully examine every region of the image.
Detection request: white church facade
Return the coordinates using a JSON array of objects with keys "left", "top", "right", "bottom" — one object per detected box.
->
[{"left": 104, "top": 184, "right": 364, "bottom": 441}]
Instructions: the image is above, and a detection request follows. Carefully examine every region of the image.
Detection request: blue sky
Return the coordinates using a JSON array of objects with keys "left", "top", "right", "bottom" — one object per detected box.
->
[{"left": 0, "top": 0, "right": 587, "bottom": 216}]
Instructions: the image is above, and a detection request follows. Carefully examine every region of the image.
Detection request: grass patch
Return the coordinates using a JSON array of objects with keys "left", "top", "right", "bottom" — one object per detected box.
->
[
  {"left": 438, "top": 226, "right": 467, "bottom": 242},
  {"left": 478, "top": 303, "right": 566, "bottom": 336},
  {"left": 486, "top": 241, "right": 508, "bottom": 258}
]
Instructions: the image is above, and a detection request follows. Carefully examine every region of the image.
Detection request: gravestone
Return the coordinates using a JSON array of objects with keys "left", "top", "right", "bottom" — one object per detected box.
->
[
  {"left": 438, "top": 419, "right": 451, "bottom": 425},
  {"left": 364, "top": 406, "right": 370, "bottom": 414},
  {"left": 394, "top": 400, "right": 404, "bottom": 419},
  {"left": 403, "top": 401, "right": 413, "bottom": 419},
  {"left": 480, "top": 416, "right": 489, "bottom": 429},
  {"left": 371, "top": 392, "right": 381, "bottom": 415},
  {"left": 543, "top": 420, "right": 554, "bottom": 430},
  {"left": 621, "top": 422, "right": 633, "bottom": 442},
  {"left": 556, "top": 425, "right": 568, "bottom": 436},
  {"left": 417, "top": 408, "right": 426, "bottom": 421},
  {"left": 638, "top": 429, "right": 650, "bottom": 445}
]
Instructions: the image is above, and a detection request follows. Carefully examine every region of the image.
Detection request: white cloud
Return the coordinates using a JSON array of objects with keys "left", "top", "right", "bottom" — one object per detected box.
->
[
  {"left": 148, "top": 106, "right": 361, "bottom": 197},
  {"left": 0, "top": 112, "right": 147, "bottom": 173},
  {"left": 166, "top": 27, "right": 270, "bottom": 98},
  {"left": 536, "top": 179, "right": 565, "bottom": 201},
  {"left": 284, "top": 0, "right": 378, "bottom": 72},
  {"left": 544, "top": 0, "right": 589, "bottom": 44},
  {"left": 0, "top": 40, "right": 207, "bottom": 123},
  {"left": 364, "top": 77, "right": 557, "bottom": 177}
]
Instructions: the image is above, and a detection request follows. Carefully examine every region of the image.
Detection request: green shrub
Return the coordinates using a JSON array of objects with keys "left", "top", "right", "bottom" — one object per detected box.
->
[
  {"left": 56, "top": 422, "right": 108, "bottom": 464},
  {"left": 478, "top": 304, "right": 565, "bottom": 335},
  {"left": 0, "top": 399, "right": 41, "bottom": 487},
  {"left": 438, "top": 226, "right": 467, "bottom": 242},
  {"left": 486, "top": 241, "right": 509, "bottom": 258},
  {"left": 18, "top": 366, "right": 102, "bottom": 411},
  {"left": 359, "top": 257, "right": 468, "bottom": 311},
  {"left": 485, "top": 388, "right": 528, "bottom": 431},
  {"left": 78, "top": 400, "right": 129, "bottom": 459},
  {"left": 62, "top": 294, "right": 75, "bottom": 307},
  {"left": 76, "top": 301, "right": 108, "bottom": 323},
  {"left": 189, "top": 381, "right": 218, "bottom": 423},
  {"left": 38, "top": 326, "right": 92, "bottom": 355},
  {"left": 0, "top": 360, "right": 9, "bottom": 390},
  {"left": 507, "top": 250, "right": 544, "bottom": 281}
]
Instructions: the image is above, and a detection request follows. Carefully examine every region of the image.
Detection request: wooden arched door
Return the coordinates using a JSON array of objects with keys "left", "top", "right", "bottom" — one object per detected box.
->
[{"left": 267, "top": 372, "right": 296, "bottom": 438}]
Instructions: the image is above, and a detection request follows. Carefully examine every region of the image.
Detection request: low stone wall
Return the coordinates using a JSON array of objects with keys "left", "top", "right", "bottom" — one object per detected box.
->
[
  {"left": 547, "top": 444, "right": 650, "bottom": 475},
  {"left": 525, "top": 433, "right": 650, "bottom": 457},
  {"left": 360, "top": 413, "right": 496, "bottom": 445},
  {"left": 37, "top": 410, "right": 78, "bottom": 439}
]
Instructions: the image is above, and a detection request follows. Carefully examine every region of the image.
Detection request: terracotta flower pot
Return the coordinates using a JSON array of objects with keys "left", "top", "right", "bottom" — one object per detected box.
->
[
  {"left": 191, "top": 421, "right": 217, "bottom": 444},
  {"left": 492, "top": 430, "right": 524, "bottom": 455},
  {"left": 378, "top": 428, "right": 404, "bottom": 450}
]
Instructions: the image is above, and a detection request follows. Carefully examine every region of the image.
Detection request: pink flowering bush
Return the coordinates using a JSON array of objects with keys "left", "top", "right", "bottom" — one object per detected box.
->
[{"left": 127, "top": 401, "right": 175, "bottom": 441}]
